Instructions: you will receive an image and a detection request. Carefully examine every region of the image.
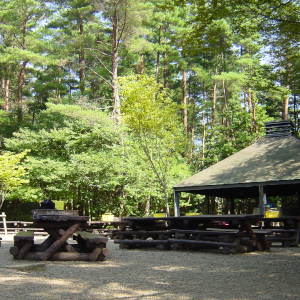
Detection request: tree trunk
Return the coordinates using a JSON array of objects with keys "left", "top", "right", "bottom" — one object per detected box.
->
[
  {"left": 17, "top": 17, "right": 28, "bottom": 125},
  {"left": 136, "top": 54, "right": 144, "bottom": 74},
  {"left": 164, "top": 48, "right": 167, "bottom": 89},
  {"left": 222, "top": 198, "right": 228, "bottom": 214},
  {"left": 2, "top": 78, "right": 10, "bottom": 111},
  {"left": 79, "top": 15, "right": 86, "bottom": 94},
  {"left": 155, "top": 26, "right": 161, "bottom": 83},
  {"left": 164, "top": 188, "right": 170, "bottom": 217},
  {"left": 182, "top": 69, "right": 188, "bottom": 135},
  {"left": 112, "top": 9, "right": 121, "bottom": 123},
  {"left": 145, "top": 195, "right": 150, "bottom": 216},
  {"left": 201, "top": 112, "right": 206, "bottom": 169},
  {"left": 189, "top": 81, "right": 195, "bottom": 160},
  {"left": 247, "top": 88, "right": 258, "bottom": 133},
  {"left": 18, "top": 61, "right": 28, "bottom": 105},
  {"left": 212, "top": 67, "right": 218, "bottom": 124},
  {"left": 283, "top": 93, "right": 289, "bottom": 120}
]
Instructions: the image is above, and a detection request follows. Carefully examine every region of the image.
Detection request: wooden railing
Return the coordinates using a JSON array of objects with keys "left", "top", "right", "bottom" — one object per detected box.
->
[
  {"left": 0, "top": 213, "right": 7, "bottom": 235},
  {"left": 0, "top": 218, "right": 124, "bottom": 237}
]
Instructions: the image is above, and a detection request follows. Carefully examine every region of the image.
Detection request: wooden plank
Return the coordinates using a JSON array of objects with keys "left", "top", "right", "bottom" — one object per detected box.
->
[
  {"left": 33, "top": 220, "right": 88, "bottom": 229},
  {"left": 116, "top": 230, "right": 171, "bottom": 236},
  {"left": 170, "top": 229, "right": 244, "bottom": 236},
  {"left": 33, "top": 209, "right": 79, "bottom": 216},
  {"left": 23, "top": 251, "right": 108, "bottom": 261},
  {"left": 15, "top": 230, "right": 35, "bottom": 237},
  {"left": 34, "top": 215, "right": 89, "bottom": 222},
  {"left": 266, "top": 236, "right": 295, "bottom": 242},
  {"left": 114, "top": 239, "right": 169, "bottom": 246},
  {"left": 74, "top": 231, "right": 108, "bottom": 244},
  {"left": 252, "top": 230, "right": 272, "bottom": 235},
  {"left": 168, "top": 238, "right": 238, "bottom": 248},
  {"left": 14, "top": 231, "right": 34, "bottom": 242}
]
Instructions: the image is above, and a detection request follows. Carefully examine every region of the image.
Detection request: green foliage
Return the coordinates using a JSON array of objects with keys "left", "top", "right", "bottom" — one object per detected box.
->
[
  {"left": 4, "top": 102, "right": 189, "bottom": 218},
  {"left": 1, "top": 0, "right": 300, "bottom": 218},
  {"left": 0, "top": 150, "right": 29, "bottom": 208},
  {"left": 120, "top": 75, "right": 191, "bottom": 215}
]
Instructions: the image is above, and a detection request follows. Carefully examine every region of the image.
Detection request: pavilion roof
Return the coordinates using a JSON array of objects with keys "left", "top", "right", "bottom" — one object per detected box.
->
[{"left": 174, "top": 133, "right": 300, "bottom": 198}]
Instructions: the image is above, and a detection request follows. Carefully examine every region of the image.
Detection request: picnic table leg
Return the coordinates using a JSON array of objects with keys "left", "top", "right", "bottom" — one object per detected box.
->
[
  {"left": 40, "top": 223, "right": 81, "bottom": 261},
  {"left": 34, "top": 235, "right": 55, "bottom": 252},
  {"left": 89, "top": 246, "right": 110, "bottom": 261},
  {"left": 294, "top": 221, "right": 300, "bottom": 246},
  {"left": 45, "top": 228, "right": 78, "bottom": 253},
  {"left": 258, "top": 235, "right": 271, "bottom": 250},
  {"left": 242, "top": 220, "right": 262, "bottom": 251},
  {"left": 16, "top": 241, "right": 34, "bottom": 260}
]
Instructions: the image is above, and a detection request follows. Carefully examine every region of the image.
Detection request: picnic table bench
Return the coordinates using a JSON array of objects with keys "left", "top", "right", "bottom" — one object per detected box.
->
[
  {"left": 10, "top": 231, "right": 35, "bottom": 259},
  {"left": 9, "top": 210, "right": 109, "bottom": 261},
  {"left": 114, "top": 214, "right": 269, "bottom": 254},
  {"left": 259, "top": 216, "right": 300, "bottom": 247},
  {"left": 113, "top": 230, "right": 173, "bottom": 240},
  {"left": 168, "top": 228, "right": 271, "bottom": 253},
  {"left": 86, "top": 220, "right": 124, "bottom": 237}
]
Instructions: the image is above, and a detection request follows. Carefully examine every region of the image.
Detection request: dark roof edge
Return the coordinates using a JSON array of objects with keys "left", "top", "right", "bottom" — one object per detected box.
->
[{"left": 173, "top": 179, "right": 300, "bottom": 192}]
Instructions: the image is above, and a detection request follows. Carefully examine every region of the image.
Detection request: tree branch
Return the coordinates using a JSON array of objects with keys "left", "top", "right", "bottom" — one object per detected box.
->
[
  {"left": 93, "top": 54, "right": 113, "bottom": 75},
  {"left": 84, "top": 48, "right": 112, "bottom": 57},
  {"left": 85, "top": 67, "right": 113, "bottom": 88}
]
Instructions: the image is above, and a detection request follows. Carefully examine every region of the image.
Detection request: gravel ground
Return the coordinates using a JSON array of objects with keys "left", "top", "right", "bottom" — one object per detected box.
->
[{"left": 0, "top": 235, "right": 300, "bottom": 300}]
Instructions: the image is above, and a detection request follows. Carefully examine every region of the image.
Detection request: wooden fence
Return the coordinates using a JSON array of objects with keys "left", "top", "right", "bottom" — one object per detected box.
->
[{"left": 0, "top": 218, "right": 124, "bottom": 237}]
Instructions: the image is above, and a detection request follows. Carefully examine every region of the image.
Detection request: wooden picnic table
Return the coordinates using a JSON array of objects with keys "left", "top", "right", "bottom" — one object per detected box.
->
[
  {"left": 259, "top": 216, "right": 300, "bottom": 247},
  {"left": 9, "top": 210, "right": 109, "bottom": 261},
  {"left": 114, "top": 214, "right": 271, "bottom": 254}
]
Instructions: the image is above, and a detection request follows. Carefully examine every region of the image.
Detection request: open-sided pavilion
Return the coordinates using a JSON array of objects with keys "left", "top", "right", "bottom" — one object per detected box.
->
[{"left": 173, "top": 120, "right": 300, "bottom": 216}]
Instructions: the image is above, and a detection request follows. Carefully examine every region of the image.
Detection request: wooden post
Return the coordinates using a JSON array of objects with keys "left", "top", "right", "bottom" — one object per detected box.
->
[
  {"left": 230, "top": 198, "right": 235, "bottom": 214},
  {"left": 174, "top": 191, "right": 180, "bottom": 217},
  {"left": 259, "top": 186, "right": 266, "bottom": 216},
  {"left": 205, "top": 195, "right": 209, "bottom": 214},
  {"left": 0, "top": 213, "right": 7, "bottom": 235},
  {"left": 243, "top": 220, "right": 262, "bottom": 251},
  {"left": 40, "top": 223, "right": 80, "bottom": 261},
  {"left": 298, "top": 187, "right": 300, "bottom": 211}
]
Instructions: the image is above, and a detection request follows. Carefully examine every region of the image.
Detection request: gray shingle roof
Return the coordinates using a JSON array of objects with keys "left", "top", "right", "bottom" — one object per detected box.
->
[{"left": 174, "top": 134, "right": 300, "bottom": 197}]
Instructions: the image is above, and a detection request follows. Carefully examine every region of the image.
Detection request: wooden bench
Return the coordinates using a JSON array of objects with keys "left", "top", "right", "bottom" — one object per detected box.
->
[
  {"left": 264, "top": 229, "right": 298, "bottom": 247},
  {"left": 260, "top": 216, "right": 300, "bottom": 247},
  {"left": 113, "top": 230, "right": 173, "bottom": 240},
  {"left": 73, "top": 231, "right": 108, "bottom": 244},
  {"left": 13, "top": 230, "right": 35, "bottom": 241},
  {"left": 169, "top": 229, "right": 271, "bottom": 253},
  {"left": 10, "top": 231, "right": 35, "bottom": 260},
  {"left": 73, "top": 231, "right": 109, "bottom": 261},
  {"left": 114, "top": 239, "right": 170, "bottom": 250}
]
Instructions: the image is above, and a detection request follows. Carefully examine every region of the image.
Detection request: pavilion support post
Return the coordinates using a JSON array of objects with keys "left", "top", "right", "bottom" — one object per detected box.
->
[
  {"left": 298, "top": 188, "right": 300, "bottom": 210},
  {"left": 259, "top": 186, "right": 266, "bottom": 216},
  {"left": 174, "top": 191, "right": 180, "bottom": 217},
  {"left": 205, "top": 195, "right": 209, "bottom": 214},
  {"left": 230, "top": 198, "right": 235, "bottom": 214}
]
